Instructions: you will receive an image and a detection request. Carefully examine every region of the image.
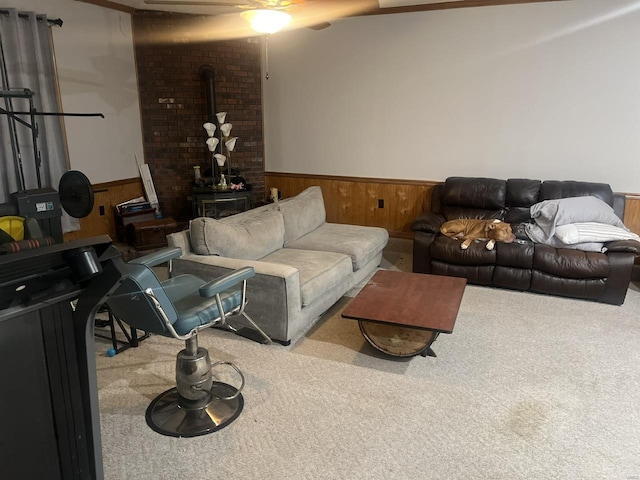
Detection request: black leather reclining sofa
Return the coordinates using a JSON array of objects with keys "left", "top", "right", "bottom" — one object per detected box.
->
[{"left": 411, "top": 177, "right": 639, "bottom": 305}]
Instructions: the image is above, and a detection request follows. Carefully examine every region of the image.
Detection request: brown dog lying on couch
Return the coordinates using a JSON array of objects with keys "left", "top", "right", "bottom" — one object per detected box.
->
[{"left": 440, "top": 219, "right": 516, "bottom": 250}]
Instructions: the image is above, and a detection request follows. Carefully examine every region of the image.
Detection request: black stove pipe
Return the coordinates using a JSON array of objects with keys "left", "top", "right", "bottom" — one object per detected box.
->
[
  {"left": 199, "top": 65, "right": 216, "bottom": 123},
  {"left": 198, "top": 65, "right": 219, "bottom": 179}
]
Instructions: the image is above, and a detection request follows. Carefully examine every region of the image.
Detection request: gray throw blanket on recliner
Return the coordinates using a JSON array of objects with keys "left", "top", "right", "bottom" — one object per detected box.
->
[{"left": 525, "top": 196, "right": 638, "bottom": 252}]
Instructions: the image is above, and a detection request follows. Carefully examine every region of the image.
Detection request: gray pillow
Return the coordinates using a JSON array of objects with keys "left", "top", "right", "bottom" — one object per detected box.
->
[
  {"left": 189, "top": 209, "right": 285, "bottom": 260},
  {"left": 530, "top": 196, "right": 625, "bottom": 241},
  {"left": 276, "top": 186, "right": 326, "bottom": 246}
]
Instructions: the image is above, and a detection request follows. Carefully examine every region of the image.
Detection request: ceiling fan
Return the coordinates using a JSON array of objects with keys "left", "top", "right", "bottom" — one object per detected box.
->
[{"left": 143, "top": 0, "right": 335, "bottom": 34}]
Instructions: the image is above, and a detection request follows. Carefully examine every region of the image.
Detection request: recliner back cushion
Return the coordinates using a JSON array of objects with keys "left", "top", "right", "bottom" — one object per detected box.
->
[
  {"left": 541, "top": 181, "right": 614, "bottom": 206},
  {"left": 441, "top": 206, "right": 504, "bottom": 221},
  {"left": 506, "top": 179, "right": 541, "bottom": 207},
  {"left": 505, "top": 178, "right": 541, "bottom": 223},
  {"left": 441, "top": 177, "right": 507, "bottom": 209},
  {"left": 276, "top": 186, "right": 327, "bottom": 246},
  {"left": 441, "top": 177, "right": 506, "bottom": 221},
  {"left": 190, "top": 209, "right": 285, "bottom": 260}
]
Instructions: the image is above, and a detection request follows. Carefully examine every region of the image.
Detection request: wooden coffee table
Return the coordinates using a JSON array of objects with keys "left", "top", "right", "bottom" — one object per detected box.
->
[{"left": 342, "top": 270, "right": 467, "bottom": 357}]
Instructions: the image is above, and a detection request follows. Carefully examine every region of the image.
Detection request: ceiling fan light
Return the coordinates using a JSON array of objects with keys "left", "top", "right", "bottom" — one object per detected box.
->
[{"left": 242, "top": 9, "right": 291, "bottom": 35}]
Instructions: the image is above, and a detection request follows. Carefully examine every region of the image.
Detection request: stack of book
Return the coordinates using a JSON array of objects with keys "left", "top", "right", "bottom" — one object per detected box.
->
[
  {"left": 115, "top": 197, "right": 156, "bottom": 242},
  {"left": 116, "top": 197, "right": 153, "bottom": 214}
]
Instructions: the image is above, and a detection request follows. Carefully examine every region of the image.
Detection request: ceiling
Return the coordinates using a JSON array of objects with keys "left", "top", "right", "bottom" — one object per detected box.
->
[
  {"left": 75, "top": 0, "right": 568, "bottom": 38},
  {"left": 77, "top": 0, "right": 567, "bottom": 17}
]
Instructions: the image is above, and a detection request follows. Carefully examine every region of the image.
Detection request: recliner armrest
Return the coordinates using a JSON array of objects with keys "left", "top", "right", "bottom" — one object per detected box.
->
[
  {"left": 199, "top": 266, "right": 255, "bottom": 297},
  {"left": 411, "top": 212, "right": 446, "bottom": 234},
  {"left": 606, "top": 239, "right": 640, "bottom": 254},
  {"left": 130, "top": 246, "right": 183, "bottom": 267}
]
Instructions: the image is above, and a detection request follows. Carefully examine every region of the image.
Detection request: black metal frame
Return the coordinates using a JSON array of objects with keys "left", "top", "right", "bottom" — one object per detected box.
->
[
  {"left": 94, "top": 305, "right": 151, "bottom": 355},
  {"left": 0, "top": 89, "right": 104, "bottom": 191}
]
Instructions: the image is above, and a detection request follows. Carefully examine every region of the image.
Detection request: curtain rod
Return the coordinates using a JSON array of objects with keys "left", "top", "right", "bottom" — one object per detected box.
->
[{"left": 0, "top": 10, "right": 63, "bottom": 27}]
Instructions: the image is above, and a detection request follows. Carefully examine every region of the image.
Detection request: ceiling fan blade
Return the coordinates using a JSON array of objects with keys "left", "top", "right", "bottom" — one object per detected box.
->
[
  {"left": 143, "top": 0, "right": 291, "bottom": 6},
  {"left": 307, "top": 21, "right": 331, "bottom": 30},
  {"left": 144, "top": 0, "right": 248, "bottom": 6},
  {"left": 287, "top": 1, "right": 372, "bottom": 32}
]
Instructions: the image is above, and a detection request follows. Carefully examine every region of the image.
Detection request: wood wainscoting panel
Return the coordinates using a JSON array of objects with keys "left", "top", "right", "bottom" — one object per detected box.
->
[
  {"left": 266, "top": 173, "right": 640, "bottom": 239},
  {"left": 623, "top": 194, "right": 640, "bottom": 236},
  {"left": 69, "top": 189, "right": 112, "bottom": 240},
  {"left": 265, "top": 173, "right": 437, "bottom": 238},
  {"left": 63, "top": 177, "right": 144, "bottom": 241}
]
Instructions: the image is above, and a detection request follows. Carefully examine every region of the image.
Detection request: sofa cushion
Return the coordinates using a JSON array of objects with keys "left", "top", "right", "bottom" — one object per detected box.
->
[
  {"left": 495, "top": 241, "right": 534, "bottom": 269},
  {"left": 431, "top": 261, "right": 494, "bottom": 286},
  {"left": 530, "top": 271, "right": 606, "bottom": 301},
  {"left": 285, "top": 223, "right": 389, "bottom": 271},
  {"left": 276, "top": 186, "right": 327, "bottom": 246},
  {"left": 441, "top": 177, "right": 507, "bottom": 210},
  {"left": 505, "top": 179, "right": 541, "bottom": 223},
  {"left": 540, "top": 180, "right": 614, "bottom": 206},
  {"left": 189, "top": 209, "right": 284, "bottom": 260},
  {"left": 430, "top": 235, "right": 496, "bottom": 265},
  {"left": 492, "top": 266, "right": 532, "bottom": 291},
  {"left": 260, "top": 248, "right": 352, "bottom": 307},
  {"left": 438, "top": 177, "right": 506, "bottom": 221},
  {"left": 441, "top": 206, "right": 504, "bottom": 222},
  {"left": 506, "top": 179, "right": 541, "bottom": 207},
  {"left": 533, "top": 244, "right": 609, "bottom": 279},
  {"left": 220, "top": 201, "right": 275, "bottom": 224}
]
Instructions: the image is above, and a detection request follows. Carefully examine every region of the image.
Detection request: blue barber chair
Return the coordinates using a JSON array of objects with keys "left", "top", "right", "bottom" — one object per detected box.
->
[{"left": 105, "top": 246, "right": 270, "bottom": 437}]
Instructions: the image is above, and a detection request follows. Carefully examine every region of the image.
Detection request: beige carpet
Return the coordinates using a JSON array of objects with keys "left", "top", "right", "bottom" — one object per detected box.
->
[{"left": 96, "top": 273, "right": 640, "bottom": 479}]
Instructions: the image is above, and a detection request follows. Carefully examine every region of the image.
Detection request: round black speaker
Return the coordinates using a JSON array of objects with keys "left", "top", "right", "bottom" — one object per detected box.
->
[{"left": 58, "top": 170, "right": 94, "bottom": 218}]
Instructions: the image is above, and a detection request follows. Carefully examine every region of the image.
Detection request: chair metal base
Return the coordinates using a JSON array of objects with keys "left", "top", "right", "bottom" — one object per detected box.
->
[{"left": 145, "top": 382, "right": 243, "bottom": 437}]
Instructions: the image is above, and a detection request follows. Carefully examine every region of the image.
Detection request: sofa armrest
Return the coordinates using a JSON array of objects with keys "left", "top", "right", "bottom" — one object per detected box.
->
[
  {"left": 199, "top": 267, "right": 255, "bottom": 297},
  {"left": 411, "top": 212, "right": 446, "bottom": 234},
  {"left": 170, "top": 252, "right": 302, "bottom": 343},
  {"left": 167, "top": 230, "right": 192, "bottom": 254},
  {"left": 173, "top": 252, "right": 299, "bottom": 279},
  {"left": 606, "top": 239, "right": 640, "bottom": 254},
  {"left": 601, "top": 250, "right": 637, "bottom": 305}
]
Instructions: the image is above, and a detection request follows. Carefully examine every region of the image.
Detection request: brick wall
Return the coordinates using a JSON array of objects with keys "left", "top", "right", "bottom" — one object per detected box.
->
[{"left": 133, "top": 11, "right": 264, "bottom": 222}]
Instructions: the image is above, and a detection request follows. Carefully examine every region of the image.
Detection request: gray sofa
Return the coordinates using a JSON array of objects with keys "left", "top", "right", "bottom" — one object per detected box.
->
[{"left": 167, "top": 186, "right": 389, "bottom": 344}]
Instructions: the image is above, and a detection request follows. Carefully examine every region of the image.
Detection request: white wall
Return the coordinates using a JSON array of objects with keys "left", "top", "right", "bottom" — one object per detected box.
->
[
  {"left": 3, "top": 0, "right": 143, "bottom": 184},
  {"left": 263, "top": 0, "right": 640, "bottom": 193}
]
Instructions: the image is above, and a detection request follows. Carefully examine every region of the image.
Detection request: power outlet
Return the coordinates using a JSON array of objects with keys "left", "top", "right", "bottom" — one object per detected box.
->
[{"left": 378, "top": 199, "right": 384, "bottom": 208}]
